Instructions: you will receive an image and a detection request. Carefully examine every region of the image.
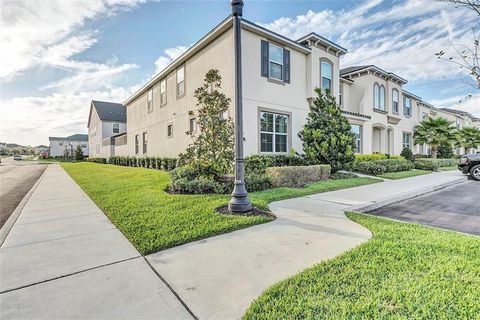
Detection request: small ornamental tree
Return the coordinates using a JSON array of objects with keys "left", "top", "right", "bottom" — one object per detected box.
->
[
  {"left": 414, "top": 117, "right": 455, "bottom": 158},
  {"left": 179, "top": 69, "right": 234, "bottom": 175},
  {"left": 298, "top": 88, "right": 356, "bottom": 173},
  {"left": 74, "top": 145, "right": 84, "bottom": 160},
  {"left": 437, "top": 142, "right": 454, "bottom": 159},
  {"left": 400, "top": 147, "right": 414, "bottom": 162}
]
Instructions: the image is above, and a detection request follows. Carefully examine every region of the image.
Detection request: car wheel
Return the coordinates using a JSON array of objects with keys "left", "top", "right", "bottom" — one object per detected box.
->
[{"left": 470, "top": 164, "right": 480, "bottom": 181}]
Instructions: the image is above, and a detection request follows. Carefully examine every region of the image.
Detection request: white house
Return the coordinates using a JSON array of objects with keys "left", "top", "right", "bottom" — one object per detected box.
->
[{"left": 49, "top": 134, "right": 89, "bottom": 157}]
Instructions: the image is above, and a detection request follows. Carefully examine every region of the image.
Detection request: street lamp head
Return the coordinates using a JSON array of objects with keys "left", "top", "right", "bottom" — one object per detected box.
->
[{"left": 231, "top": 0, "right": 243, "bottom": 17}]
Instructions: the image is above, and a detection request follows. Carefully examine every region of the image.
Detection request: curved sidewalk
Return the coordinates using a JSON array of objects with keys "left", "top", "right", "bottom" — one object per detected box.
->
[{"left": 146, "top": 170, "right": 465, "bottom": 320}]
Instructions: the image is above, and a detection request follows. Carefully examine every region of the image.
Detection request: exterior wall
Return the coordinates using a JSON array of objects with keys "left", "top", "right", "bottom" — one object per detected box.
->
[
  {"left": 306, "top": 46, "right": 341, "bottom": 101},
  {"left": 49, "top": 140, "right": 88, "bottom": 157},
  {"left": 88, "top": 107, "right": 126, "bottom": 158},
  {"left": 126, "top": 27, "right": 234, "bottom": 157},
  {"left": 242, "top": 28, "right": 310, "bottom": 155}
]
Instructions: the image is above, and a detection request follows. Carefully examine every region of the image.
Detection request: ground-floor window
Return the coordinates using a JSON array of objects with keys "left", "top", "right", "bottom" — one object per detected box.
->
[
  {"left": 402, "top": 132, "right": 412, "bottom": 149},
  {"left": 351, "top": 124, "right": 362, "bottom": 153},
  {"left": 135, "top": 134, "right": 139, "bottom": 154},
  {"left": 142, "top": 132, "right": 147, "bottom": 154},
  {"left": 260, "top": 111, "right": 288, "bottom": 153}
]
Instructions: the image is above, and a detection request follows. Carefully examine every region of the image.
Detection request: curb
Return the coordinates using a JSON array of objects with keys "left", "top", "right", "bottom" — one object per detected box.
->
[
  {"left": 349, "top": 177, "right": 466, "bottom": 213},
  {"left": 0, "top": 166, "right": 48, "bottom": 247}
]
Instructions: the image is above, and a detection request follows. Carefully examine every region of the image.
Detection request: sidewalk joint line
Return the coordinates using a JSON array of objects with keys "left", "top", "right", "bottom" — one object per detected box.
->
[
  {"left": 143, "top": 257, "right": 199, "bottom": 320},
  {"left": 0, "top": 256, "right": 141, "bottom": 295}
]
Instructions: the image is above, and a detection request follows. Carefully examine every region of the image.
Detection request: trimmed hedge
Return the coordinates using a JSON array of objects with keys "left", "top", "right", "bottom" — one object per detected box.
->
[
  {"left": 414, "top": 158, "right": 457, "bottom": 171},
  {"left": 245, "top": 154, "right": 311, "bottom": 174},
  {"left": 354, "top": 159, "right": 414, "bottom": 175},
  {"left": 355, "top": 154, "right": 405, "bottom": 162},
  {"left": 266, "top": 165, "right": 331, "bottom": 188},
  {"left": 108, "top": 156, "right": 177, "bottom": 171},
  {"left": 86, "top": 157, "right": 107, "bottom": 164}
]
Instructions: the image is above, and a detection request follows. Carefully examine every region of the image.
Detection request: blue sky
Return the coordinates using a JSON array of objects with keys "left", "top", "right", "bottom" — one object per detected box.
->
[{"left": 1, "top": 0, "right": 479, "bottom": 146}]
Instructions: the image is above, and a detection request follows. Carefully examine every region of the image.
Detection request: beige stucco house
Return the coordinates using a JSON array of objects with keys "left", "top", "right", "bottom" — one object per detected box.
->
[{"left": 89, "top": 16, "right": 479, "bottom": 159}]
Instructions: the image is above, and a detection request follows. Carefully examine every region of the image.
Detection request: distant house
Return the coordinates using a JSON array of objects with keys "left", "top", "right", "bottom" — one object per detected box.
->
[
  {"left": 87, "top": 100, "right": 127, "bottom": 158},
  {"left": 49, "top": 134, "right": 88, "bottom": 157},
  {"left": 34, "top": 145, "right": 49, "bottom": 156}
]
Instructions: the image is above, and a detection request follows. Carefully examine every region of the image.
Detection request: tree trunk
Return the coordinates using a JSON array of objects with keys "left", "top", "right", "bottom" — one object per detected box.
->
[{"left": 431, "top": 146, "right": 438, "bottom": 159}]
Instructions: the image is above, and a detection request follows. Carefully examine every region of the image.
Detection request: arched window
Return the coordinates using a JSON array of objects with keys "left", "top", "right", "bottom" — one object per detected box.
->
[
  {"left": 373, "top": 83, "right": 380, "bottom": 109},
  {"left": 379, "top": 85, "right": 385, "bottom": 110},
  {"left": 392, "top": 89, "right": 399, "bottom": 113},
  {"left": 320, "top": 60, "right": 333, "bottom": 91}
]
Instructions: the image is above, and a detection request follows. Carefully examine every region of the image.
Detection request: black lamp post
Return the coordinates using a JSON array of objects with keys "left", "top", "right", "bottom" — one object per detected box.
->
[{"left": 228, "top": 0, "right": 252, "bottom": 213}]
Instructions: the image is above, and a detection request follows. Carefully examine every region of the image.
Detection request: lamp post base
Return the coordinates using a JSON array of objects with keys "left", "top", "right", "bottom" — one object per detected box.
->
[{"left": 228, "top": 183, "right": 252, "bottom": 213}]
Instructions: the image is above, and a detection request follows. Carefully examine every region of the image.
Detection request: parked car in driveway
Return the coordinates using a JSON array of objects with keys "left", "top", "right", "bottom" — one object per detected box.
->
[
  {"left": 13, "top": 155, "right": 22, "bottom": 161},
  {"left": 458, "top": 154, "right": 480, "bottom": 181}
]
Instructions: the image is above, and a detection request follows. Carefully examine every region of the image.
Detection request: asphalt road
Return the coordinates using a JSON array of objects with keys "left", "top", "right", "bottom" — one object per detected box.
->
[
  {"left": 0, "top": 158, "right": 47, "bottom": 229},
  {"left": 368, "top": 180, "right": 480, "bottom": 236}
]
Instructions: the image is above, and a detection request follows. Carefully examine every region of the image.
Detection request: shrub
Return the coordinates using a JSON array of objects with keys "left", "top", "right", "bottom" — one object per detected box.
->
[
  {"left": 74, "top": 145, "right": 84, "bottom": 161},
  {"left": 266, "top": 165, "right": 331, "bottom": 188},
  {"left": 354, "top": 159, "right": 414, "bottom": 175},
  {"left": 414, "top": 158, "right": 456, "bottom": 171},
  {"left": 437, "top": 143, "right": 454, "bottom": 159},
  {"left": 245, "top": 173, "right": 272, "bottom": 192},
  {"left": 86, "top": 157, "right": 107, "bottom": 164},
  {"left": 355, "top": 154, "right": 389, "bottom": 162},
  {"left": 245, "top": 154, "right": 310, "bottom": 174},
  {"left": 170, "top": 177, "right": 226, "bottom": 194},
  {"left": 400, "top": 147, "right": 414, "bottom": 162},
  {"left": 331, "top": 172, "right": 358, "bottom": 180}
]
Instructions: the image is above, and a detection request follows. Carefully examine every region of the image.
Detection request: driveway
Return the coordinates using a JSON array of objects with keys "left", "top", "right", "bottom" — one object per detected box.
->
[
  {"left": 0, "top": 158, "right": 47, "bottom": 228},
  {"left": 368, "top": 180, "right": 479, "bottom": 236}
]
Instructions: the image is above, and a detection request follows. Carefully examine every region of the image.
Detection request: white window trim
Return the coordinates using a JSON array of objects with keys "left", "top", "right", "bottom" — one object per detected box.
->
[
  {"left": 320, "top": 59, "right": 333, "bottom": 92},
  {"left": 147, "top": 88, "right": 153, "bottom": 112},
  {"left": 392, "top": 89, "right": 399, "bottom": 114},
  {"left": 176, "top": 65, "right": 185, "bottom": 98},
  {"left": 160, "top": 78, "right": 167, "bottom": 106},
  {"left": 258, "top": 109, "right": 290, "bottom": 154},
  {"left": 268, "top": 43, "right": 283, "bottom": 81}
]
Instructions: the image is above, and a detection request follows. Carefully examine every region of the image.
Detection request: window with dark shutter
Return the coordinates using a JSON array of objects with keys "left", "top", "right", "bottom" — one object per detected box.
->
[
  {"left": 261, "top": 40, "right": 269, "bottom": 77},
  {"left": 283, "top": 49, "right": 290, "bottom": 83}
]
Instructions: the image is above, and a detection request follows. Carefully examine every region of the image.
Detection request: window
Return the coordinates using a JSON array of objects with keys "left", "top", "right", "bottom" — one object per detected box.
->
[
  {"left": 189, "top": 118, "right": 197, "bottom": 133},
  {"left": 269, "top": 43, "right": 283, "bottom": 81},
  {"left": 147, "top": 88, "right": 153, "bottom": 112},
  {"left": 142, "top": 132, "right": 147, "bottom": 154},
  {"left": 81, "top": 143, "right": 87, "bottom": 148},
  {"left": 351, "top": 125, "right": 362, "bottom": 153},
  {"left": 379, "top": 85, "right": 385, "bottom": 110},
  {"left": 392, "top": 89, "right": 399, "bottom": 113},
  {"left": 59, "top": 141, "right": 63, "bottom": 146},
  {"left": 320, "top": 60, "right": 333, "bottom": 91},
  {"left": 339, "top": 82, "right": 343, "bottom": 107},
  {"left": 373, "top": 83, "right": 385, "bottom": 111},
  {"left": 135, "top": 134, "right": 139, "bottom": 154},
  {"left": 167, "top": 124, "right": 173, "bottom": 137},
  {"left": 160, "top": 79, "right": 167, "bottom": 105},
  {"left": 260, "top": 111, "right": 288, "bottom": 153},
  {"left": 403, "top": 97, "right": 412, "bottom": 117},
  {"left": 456, "top": 117, "right": 461, "bottom": 128},
  {"left": 176, "top": 65, "right": 185, "bottom": 97},
  {"left": 422, "top": 112, "right": 429, "bottom": 120},
  {"left": 402, "top": 132, "right": 412, "bottom": 149},
  {"left": 113, "top": 123, "right": 120, "bottom": 134}
]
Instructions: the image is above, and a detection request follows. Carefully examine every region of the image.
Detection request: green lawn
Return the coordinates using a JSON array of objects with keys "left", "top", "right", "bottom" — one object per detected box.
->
[
  {"left": 61, "top": 163, "right": 380, "bottom": 254},
  {"left": 378, "top": 169, "right": 431, "bottom": 180},
  {"left": 244, "top": 213, "right": 480, "bottom": 319}
]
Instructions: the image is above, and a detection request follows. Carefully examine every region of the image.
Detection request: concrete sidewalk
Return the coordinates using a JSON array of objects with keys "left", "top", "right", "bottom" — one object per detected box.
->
[
  {"left": 146, "top": 170, "right": 465, "bottom": 319},
  {"left": 0, "top": 165, "right": 192, "bottom": 319}
]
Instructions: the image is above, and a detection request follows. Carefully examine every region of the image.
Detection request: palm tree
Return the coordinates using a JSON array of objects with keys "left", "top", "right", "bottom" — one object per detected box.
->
[
  {"left": 414, "top": 117, "right": 456, "bottom": 158},
  {"left": 456, "top": 127, "right": 480, "bottom": 154}
]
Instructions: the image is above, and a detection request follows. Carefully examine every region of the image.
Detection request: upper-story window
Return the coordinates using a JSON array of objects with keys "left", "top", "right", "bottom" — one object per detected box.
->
[
  {"left": 422, "top": 112, "right": 429, "bottom": 120},
  {"left": 160, "top": 79, "right": 167, "bottom": 105},
  {"left": 147, "top": 88, "right": 153, "bottom": 112},
  {"left": 403, "top": 97, "right": 412, "bottom": 117},
  {"left": 260, "top": 40, "right": 290, "bottom": 83},
  {"left": 339, "top": 82, "right": 343, "bottom": 107},
  {"left": 373, "top": 83, "right": 386, "bottom": 111},
  {"left": 456, "top": 117, "right": 461, "bottom": 128},
  {"left": 320, "top": 60, "right": 333, "bottom": 91},
  {"left": 113, "top": 123, "right": 120, "bottom": 134},
  {"left": 176, "top": 65, "right": 185, "bottom": 97},
  {"left": 392, "top": 89, "right": 399, "bottom": 113}
]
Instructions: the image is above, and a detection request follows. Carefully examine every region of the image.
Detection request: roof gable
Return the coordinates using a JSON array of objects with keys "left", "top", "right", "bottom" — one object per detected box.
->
[{"left": 89, "top": 101, "right": 126, "bottom": 127}]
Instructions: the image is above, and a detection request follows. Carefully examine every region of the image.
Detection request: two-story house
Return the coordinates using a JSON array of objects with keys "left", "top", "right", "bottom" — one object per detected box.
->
[
  {"left": 87, "top": 100, "right": 127, "bottom": 158},
  {"left": 49, "top": 134, "right": 89, "bottom": 157}
]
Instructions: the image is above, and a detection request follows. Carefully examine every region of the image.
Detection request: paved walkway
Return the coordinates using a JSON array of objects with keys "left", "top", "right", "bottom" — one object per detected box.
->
[
  {"left": 0, "top": 165, "right": 192, "bottom": 319},
  {"left": 146, "top": 170, "right": 465, "bottom": 319}
]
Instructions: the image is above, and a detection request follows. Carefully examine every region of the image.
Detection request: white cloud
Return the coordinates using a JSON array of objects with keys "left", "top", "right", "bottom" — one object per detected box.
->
[
  {"left": 154, "top": 45, "right": 189, "bottom": 73},
  {"left": 430, "top": 94, "right": 480, "bottom": 117},
  {"left": 260, "top": 0, "right": 476, "bottom": 82},
  {"left": 0, "top": 0, "right": 146, "bottom": 80}
]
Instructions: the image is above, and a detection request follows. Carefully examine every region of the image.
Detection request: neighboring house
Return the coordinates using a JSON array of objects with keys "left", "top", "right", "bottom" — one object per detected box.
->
[
  {"left": 49, "top": 134, "right": 89, "bottom": 157},
  {"left": 34, "top": 145, "right": 49, "bottom": 156},
  {"left": 87, "top": 100, "right": 127, "bottom": 158},
  {"left": 105, "top": 15, "right": 478, "bottom": 159}
]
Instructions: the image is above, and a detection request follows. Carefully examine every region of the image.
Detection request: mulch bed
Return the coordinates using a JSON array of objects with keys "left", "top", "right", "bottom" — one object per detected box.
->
[{"left": 216, "top": 205, "right": 276, "bottom": 219}]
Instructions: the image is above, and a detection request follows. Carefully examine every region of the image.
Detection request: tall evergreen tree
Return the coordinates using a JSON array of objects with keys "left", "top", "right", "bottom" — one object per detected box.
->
[
  {"left": 179, "top": 69, "right": 234, "bottom": 175},
  {"left": 298, "top": 88, "right": 356, "bottom": 173},
  {"left": 74, "top": 145, "right": 84, "bottom": 160}
]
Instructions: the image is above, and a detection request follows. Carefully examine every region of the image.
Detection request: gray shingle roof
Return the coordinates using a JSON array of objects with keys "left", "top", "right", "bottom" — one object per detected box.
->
[
  {"left": 49, "top": 134, "right": 88, "bottom": 142},
  {"left": 91, "top": 100, "right": 126, "bottom": 123},
  {"left": 340, "top": 65, "right": 371, "bottom": 76}
]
